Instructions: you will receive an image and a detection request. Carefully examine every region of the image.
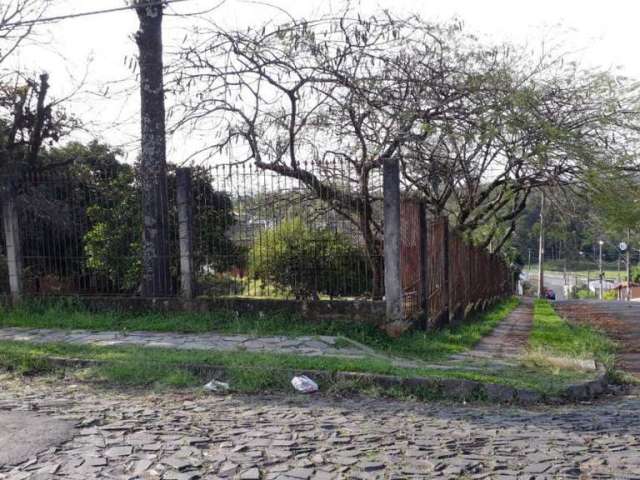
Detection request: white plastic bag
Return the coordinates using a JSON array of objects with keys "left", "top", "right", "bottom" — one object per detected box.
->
[
  {"left": 291, "top": 375, "right": 318, "bottom": 393},
  {"left": 203, "top": 379, "right": 230, "bottom": 393}
]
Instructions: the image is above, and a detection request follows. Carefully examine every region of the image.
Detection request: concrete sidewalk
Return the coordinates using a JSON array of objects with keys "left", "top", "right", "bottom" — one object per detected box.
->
[
  {"left": 0, "top": 300, "right": 534, "bottom": 370},
  {"left": 451, "top": 298, "right": 533, "bottom": 361}
]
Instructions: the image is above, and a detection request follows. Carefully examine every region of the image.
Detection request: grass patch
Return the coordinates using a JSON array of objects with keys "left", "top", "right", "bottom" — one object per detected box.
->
[
  {"left": 375, "top": 297, "right": 520, "bottom": 361},
  {"left": 0, "top": 297, "right": 602, "bottom": 397},
  {"left": 529, "top": 299, "right": 616, "bottom": 368},
  {"left": 0, "top": 297, "right": 520, "bottom": 363},
  {"left": 0, "top": 333, "right": 594, "bottom": 396}
]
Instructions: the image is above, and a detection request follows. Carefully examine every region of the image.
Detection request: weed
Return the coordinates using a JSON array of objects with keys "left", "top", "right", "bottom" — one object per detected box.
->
[{"left": 529, "top": 299, "right": 616, "bottom": 367}]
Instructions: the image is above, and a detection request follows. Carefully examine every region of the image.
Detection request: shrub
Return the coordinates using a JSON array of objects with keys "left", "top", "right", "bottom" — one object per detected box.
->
[
  {"left": 248, "top": 218, "right": 371, "bottom": 299},
  {"left": 84, "top": 165, "right": 239, "bottom": 292},
  {"left": 576, "top": 287, "right": 596, "bottom": 299},
  {"left": 198, "top": 272, "right": 244, "bottom": 296}
]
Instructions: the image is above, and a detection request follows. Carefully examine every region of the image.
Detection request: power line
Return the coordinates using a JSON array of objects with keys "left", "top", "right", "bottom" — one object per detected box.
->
[{"left": 0, "top": 0, "right": 192, "bottom": 30}]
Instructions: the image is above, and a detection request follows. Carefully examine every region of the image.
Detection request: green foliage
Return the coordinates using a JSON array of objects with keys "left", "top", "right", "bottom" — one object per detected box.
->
[
  {"left": 367, "top": 297, "right": 521, "bottom": 362},
  {"left": 247, "top": 218, "right": 371, "bottom": 299},
  {"left": 0, "top": 297, "right": 601, "bottom": 394},
  {"left": 83, "top": 163, "right": 142, "bottom": 290},
  {"left": 12, "top": 141, "right": 128, "bottom": 284},
  {"left": 0, "top": 297, "right": 518, "bottom": 363},
  {"left": 530, "top": 300, "right": 616, "bottom": 365},
  {"left": 84, "top": 163, "right": 239, "bottom": 292},
  {"left": 7, "top": 140, "right": 239, "bottom": 293},
  {"left": 632, "top": 266, "right": 640, "bottom": 283},
  {"left": 198, "top": 272, "right": 245, "bottom": 296},
  {"left": 587, "top": 169, "right": 640, "bottom": 235},
  {"left": 576, "top": 287, "right": 596, "bottom": 300},
  {"left": 0, "top": 302, "right": 590, "bottom": 396},
  {"left": 513, "top": 187, "right": 639, "bottom": 271}
]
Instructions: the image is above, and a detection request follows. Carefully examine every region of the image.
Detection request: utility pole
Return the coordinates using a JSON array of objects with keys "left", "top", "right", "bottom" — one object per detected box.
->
[
  {"left": 562, "top": 241, "right": 567, "bottom": 287},
  {"left": 598, "top": 240, "right": 604, "bottom": 300},
  {"left": 617, "top": 254, "right": 621, "bottom": 283},
  {"left": 627, "top": 229, "right": 632, "bottom": 301},
  {"left": 537, "top": 192, "right": 545, "bottom": 298},
  {"left": 528, "top": 248, "right": 532, "bottom": 274}
]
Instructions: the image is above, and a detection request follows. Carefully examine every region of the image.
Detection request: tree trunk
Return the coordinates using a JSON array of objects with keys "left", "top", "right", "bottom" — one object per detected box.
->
[
  {"left": 135, "top": 2, "right": 171, "bottom": 296},
  {"left": 357, "top": 169, "right": 384, "bottom": 300},
  {"left": 369, "top": 247, "right": 384, "bottom": 300},
  {"left": 27, "top": 73, "right": 49, "bottom": 171},
  {"left": 358, "top": 201, "right": 384, "bottom": 300}
]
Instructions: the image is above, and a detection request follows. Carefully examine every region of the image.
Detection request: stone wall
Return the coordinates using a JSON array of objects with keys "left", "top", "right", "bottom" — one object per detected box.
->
[{"left": 49, "top": 296, "right": 387, "bottom": 325}]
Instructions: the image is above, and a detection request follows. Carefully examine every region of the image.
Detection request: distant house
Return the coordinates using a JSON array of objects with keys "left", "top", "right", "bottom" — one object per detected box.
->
[
  {"left": 588, "top": 280, "right": 615, "bottom": 296},
  {"left": 612, "top": 282, "right": 640, "bottom": 301}
]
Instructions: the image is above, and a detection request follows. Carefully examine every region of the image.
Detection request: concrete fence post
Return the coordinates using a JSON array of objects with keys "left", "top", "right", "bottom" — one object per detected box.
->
[
  {"left": 2, "top": 182, "right": 23, "bottom": 302},
  {"left": 383, "top": 156, "right": 402, "bottom": 322},
  {"left": 176, "top": 167, "right": 195, "bottom": 299}
]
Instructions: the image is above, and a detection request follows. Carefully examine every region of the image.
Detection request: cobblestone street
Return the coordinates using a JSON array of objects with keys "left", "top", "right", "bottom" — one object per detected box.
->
[{"left": 1, "top": 376, "right": 639, "bottom": 479}]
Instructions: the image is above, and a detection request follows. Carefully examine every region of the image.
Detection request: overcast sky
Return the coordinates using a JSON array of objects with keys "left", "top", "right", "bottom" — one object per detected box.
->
[{"left": 11, "top": 0, "right": 640, "bottom": 163}]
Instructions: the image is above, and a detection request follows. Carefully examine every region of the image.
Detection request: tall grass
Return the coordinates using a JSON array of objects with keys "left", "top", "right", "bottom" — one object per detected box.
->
[{"left": 529, "top": 299, "right": 616, "bottom": 366}]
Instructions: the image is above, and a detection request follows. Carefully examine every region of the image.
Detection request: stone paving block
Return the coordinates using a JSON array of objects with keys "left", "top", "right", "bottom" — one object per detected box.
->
[
  {"left": 104, "top": 446, "right": 133, "bottom": 457},
  {"left": 0, "top": 376, "right": 638, "bottom": 480}
]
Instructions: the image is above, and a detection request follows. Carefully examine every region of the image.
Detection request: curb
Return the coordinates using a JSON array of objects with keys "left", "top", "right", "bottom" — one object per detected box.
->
[
  {"left": 561, "top": 363, "right": 610, "bottom": 401},
  {"left": 336, "top": 363, "right": 611, "bottom": 404},
  {"left": 31, "top": 356, "right": 613, "bottom": 405}
]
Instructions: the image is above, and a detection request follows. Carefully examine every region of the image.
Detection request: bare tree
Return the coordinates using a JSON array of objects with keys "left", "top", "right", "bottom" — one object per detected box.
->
[
  {"left": 0, "top": 1, "right": 73, "bottom": 175},
  {"left": 134, "top": 0, "right": 171, "bottom": 296},
  {"left": 172, "top": 13, "right": 509, "bottom": 297},
  {"left": 171, "top": 9, "right": 640, "bottom": 295},
  {"left": 0, "top": 0, "right": 50, "bottom": 66},
  {"left": 400, "top": 50, "right": 640, "bottom": 253}
]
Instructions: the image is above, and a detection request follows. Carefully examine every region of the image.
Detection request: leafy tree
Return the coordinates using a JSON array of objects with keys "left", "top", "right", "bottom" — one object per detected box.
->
[
  {"left": 588, "top": 171, "right": 640, "bottom": 237},
  {"left": 10, "top": 141, "right": 125, "bottom": 290},
  {"left": 248, "top": 218, "right": 371, "bottom": 300},
  {"left": 85, "top": 163, "right": 239, "bottom": 293},
  {"left": 0, "top": 138, "right": 238, "bottom": 294},
  {"left": 83, "top": 161, "right": 141, "bottom": 291},
  {"left": 632, "top": 266, "right": 640, "bottom": 283}
]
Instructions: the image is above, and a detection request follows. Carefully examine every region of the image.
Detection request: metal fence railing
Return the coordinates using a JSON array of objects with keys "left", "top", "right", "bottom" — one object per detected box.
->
[
  {"left": 400, "top": 200, "right": 513, "bottom": 325},
  {"left": 0, "top": 160, "right": 383, "bottom": 300},
  {"left": 0, "top": 162, "right": 513, "bottom": 325}
]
